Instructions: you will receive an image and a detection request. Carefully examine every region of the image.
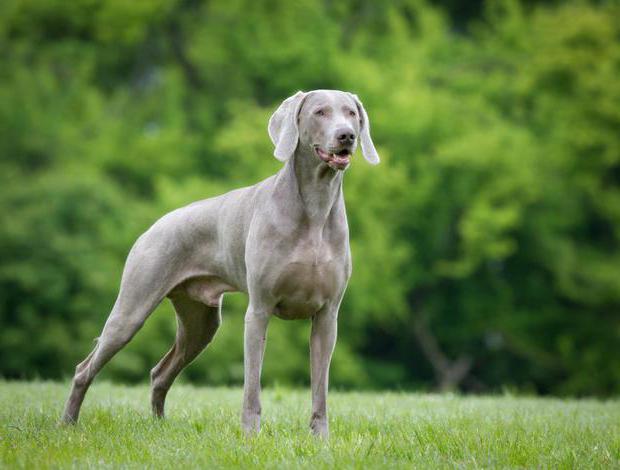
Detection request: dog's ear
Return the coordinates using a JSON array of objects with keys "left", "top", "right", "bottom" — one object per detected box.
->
[
  {"left": 349, "top": 93, "right": 380, "bottom": 165},
  {"left": 268, "top": 91, "right": 307, "bottom": 162}
]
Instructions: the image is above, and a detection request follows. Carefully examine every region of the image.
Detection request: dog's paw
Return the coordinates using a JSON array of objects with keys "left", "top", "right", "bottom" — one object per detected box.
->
[
  {"left": 241, "top": 412, "right": 261, "bottom": 436},
  {"left": 309, "top": 416, "right": 329, "bottom": 439}
]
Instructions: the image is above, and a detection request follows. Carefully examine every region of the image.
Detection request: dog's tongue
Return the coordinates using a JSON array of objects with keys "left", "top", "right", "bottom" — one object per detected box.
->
[
  {"left": 332, "top": 154, "right": 350, "bottom": 165},
  {"left": 316, "top": 147, "right": 350, "bottom": 168}
]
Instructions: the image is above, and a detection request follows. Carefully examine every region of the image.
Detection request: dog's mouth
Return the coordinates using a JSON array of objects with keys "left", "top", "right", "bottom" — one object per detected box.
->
[{"left": 314, "top": 146, "right": 351, "bottom": 170}]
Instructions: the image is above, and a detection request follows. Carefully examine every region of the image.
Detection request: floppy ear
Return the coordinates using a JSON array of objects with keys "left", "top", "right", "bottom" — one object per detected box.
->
[
  {"left": 350, "top": 93, "right": 380, "bottom": 165},
  {"left": 268, "top": 91, "right": 307, "bottom": 162}
]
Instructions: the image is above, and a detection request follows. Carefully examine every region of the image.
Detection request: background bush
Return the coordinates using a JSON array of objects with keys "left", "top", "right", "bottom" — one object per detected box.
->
[{"left": 1, "top": 0, "right": 619, "bottom": 395}]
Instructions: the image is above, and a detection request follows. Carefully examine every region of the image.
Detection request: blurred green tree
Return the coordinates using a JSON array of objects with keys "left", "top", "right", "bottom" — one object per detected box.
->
[{"left": 0, "top": 0, "right": 618, "bottom": 395}]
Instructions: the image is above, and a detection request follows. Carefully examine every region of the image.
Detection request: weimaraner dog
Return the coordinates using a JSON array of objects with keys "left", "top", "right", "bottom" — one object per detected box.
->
[{"left": 62, "top": 89, "right": 379, "bottom": 437}]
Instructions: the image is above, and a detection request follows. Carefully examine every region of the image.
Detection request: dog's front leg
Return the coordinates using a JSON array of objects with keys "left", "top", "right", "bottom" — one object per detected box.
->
[
  {"left": 309, "top": 309, "right": 338, "bottom": 438},
  {"left": 241, "top": 309, "right": 270, "bottom": 435}
]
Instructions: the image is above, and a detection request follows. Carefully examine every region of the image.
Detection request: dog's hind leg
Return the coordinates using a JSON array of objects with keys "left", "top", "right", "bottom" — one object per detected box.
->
[
  {"left": 150, "top": 294, "right": 221, "bottom": 418},
  {"left": 61, "top": 240, "right": 176, "bottom": 424},
  {"left": 61, "top": 293, "right": 161, "bottom": 424}
]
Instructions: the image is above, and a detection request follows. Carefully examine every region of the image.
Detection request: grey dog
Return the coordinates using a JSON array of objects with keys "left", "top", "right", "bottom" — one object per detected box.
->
[{"left": 62, "top": 89, "right": 380, "bottom": 437}]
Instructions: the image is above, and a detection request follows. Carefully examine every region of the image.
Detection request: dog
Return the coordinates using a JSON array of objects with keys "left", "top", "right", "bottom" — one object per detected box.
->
[{"left": 62, "top": 89, "right": 380, "bottom": 437}]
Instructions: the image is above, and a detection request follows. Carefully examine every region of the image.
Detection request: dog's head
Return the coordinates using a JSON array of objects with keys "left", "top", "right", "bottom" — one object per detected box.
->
[{"left": 268, "top": 90, "right": 380, "bottom": 170}]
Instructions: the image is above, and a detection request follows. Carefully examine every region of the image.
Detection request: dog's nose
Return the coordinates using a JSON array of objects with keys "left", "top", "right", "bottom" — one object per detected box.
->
[{"left": 336, "top": 127, "right": 355, "bottom": 145}]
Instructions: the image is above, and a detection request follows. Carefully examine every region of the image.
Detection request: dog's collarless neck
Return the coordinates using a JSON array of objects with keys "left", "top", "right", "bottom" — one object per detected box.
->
[{"left": 278, "top": 149, "right": 344, "bottom": 225}]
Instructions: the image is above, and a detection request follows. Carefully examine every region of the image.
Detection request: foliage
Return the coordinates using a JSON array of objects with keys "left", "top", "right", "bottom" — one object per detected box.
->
[{"left": 0, "top": 0, "right": 619, "bottom": 395}]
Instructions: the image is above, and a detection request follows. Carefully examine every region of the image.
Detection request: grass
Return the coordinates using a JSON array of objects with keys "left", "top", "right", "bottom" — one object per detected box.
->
[{"left": 0, "top": 382, "right": 618, "bottom": 469}]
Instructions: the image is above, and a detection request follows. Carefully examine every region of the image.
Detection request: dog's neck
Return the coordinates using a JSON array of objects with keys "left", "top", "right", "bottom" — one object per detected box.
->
[{"left": 279, "top": 146, "right": 344, "bottom": 226}]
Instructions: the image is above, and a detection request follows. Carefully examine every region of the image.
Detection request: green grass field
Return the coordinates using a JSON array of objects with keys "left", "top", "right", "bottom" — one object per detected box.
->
[{"left": 1, "top": 382, "right": 618, "bottom": 469}]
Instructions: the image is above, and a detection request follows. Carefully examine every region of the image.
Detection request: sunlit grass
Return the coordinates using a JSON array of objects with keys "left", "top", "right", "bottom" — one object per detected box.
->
[{"left": 1, "top": 381, "right": 618, "bottom": 468}]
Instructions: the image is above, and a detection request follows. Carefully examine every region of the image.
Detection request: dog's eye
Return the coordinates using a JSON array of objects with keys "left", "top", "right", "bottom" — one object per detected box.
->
[
  {"left": 349, "top": 110, "right": 356, "bottom": 117},
  {"left": 315, "top": 109, "right": 325, "bottom": 116}
]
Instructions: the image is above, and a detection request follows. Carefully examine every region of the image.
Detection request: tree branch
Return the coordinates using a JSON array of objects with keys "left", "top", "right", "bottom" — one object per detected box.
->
[
  {"left": 410, "top": 288, "right": 474, "bottom": 391},
  {"left": 166, "top": 21, "right": 204, "bottom": 90}
]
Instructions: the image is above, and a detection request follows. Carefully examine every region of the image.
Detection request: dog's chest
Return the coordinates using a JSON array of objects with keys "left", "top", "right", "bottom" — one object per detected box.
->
[{"left": 268, "top": 237, "right": 349, "bottom": 319}]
